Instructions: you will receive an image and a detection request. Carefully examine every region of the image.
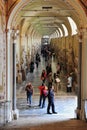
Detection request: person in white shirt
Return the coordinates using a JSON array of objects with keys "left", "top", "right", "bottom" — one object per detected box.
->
[{"left": 67, "top": 74, "right": 72, "bottom": 92}]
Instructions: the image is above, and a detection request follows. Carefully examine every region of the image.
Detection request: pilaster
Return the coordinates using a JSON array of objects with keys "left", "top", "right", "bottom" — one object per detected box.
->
[
  {"left": 11, "top": 28, "right": 19, "bottom": 120},
  {"left": 81, "top": 28, "right": 87, "bottom": 120},
  {"left": 76, "top": 27, "right": 87, "bottom": 120}
]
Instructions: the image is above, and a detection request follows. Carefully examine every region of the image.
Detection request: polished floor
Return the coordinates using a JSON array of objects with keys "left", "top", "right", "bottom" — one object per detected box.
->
[
  {"left": 16, "top": 55, "right": 76, "bottom": 97},
  {"left": 1, "top": 55, "right": 78, "bottom": 129},
  {"left": 11, "top": 55, "right": 77, "bottom": 127}
]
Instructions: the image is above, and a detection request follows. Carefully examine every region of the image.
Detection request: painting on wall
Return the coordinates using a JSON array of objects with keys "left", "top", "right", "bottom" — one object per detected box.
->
[{"left": 79, "top": 0, "right": 87, "bottom": 15}]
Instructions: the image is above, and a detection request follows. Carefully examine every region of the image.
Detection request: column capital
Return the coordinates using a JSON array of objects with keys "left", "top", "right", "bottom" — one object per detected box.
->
[
  {"left": 78, "top": 27, "right": 87, "bottom": 34},
  {"left": 83, "top": 28, "right": 87, "bottom": 38},
  {"left": 78, "top": 27, "right": 87, "bottom": 42},
  {"left": 11, "top": 28, "right": 19, "bottom": 41}
]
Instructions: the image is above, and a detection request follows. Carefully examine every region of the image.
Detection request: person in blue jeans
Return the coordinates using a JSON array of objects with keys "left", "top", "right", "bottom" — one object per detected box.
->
[
  {"left": 25, "top": 82, "right": 33, "bottom": 106},
  {"left": 38, "top": 83, "right": 47, "bottom": 108},
  {"left": 47, "top": 84, "right": 57, "bottom": 114}
]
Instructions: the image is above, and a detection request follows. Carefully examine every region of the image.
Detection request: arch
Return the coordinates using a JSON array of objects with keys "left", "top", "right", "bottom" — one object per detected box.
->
[
  {"left": 7, "top": 0, "right": 87, "bottom": 34},
  {"left": 67, "top": 17, "right": 77, "bottom": 35},
  {"left": 5, "top": 0, "right": 87, "bottom": 122},
  {"left": 62, "top": 24, "right": 68, "bottom": 36}
]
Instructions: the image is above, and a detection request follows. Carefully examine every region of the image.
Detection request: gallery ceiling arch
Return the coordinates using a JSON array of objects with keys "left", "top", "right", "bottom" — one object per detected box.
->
[{"left": 7, "top": 0, "right": 87, "bottom": 37}]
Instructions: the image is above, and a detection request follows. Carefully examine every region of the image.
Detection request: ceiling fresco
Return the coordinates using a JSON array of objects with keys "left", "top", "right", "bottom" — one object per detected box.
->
[{"left": 79, "top": 0, "right": 87, "bottom": 15}]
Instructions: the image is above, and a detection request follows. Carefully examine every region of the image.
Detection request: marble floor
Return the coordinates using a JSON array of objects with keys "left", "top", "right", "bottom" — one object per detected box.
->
[
  {"left": 1, "top": 56, "right": 87, "bottom": 129},
  {"left": 10, "top": 55, "right": 78, "bottom": 128},
  {"left": 16, "top": 56, "right": 76, "bottom": 97}
]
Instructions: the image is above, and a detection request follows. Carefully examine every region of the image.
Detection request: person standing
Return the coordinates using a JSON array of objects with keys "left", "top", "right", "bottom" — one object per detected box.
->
[
  {"left": 47, "top": 84, "right": 57, "bottom": 114},
  {"left": 46, "top": 63, "right": 52, "bottom": 76},
  {"left": 30, "top": 61, "right": 34, "bottom": 73},
  {"left": 54, "top": 74, "right": 61, "bottom": 92},
  {"left": 38, "top": 83, "right": 47, "bottom": 108},
  {"left": 41, "top": 69, "right": 47, "bottom": 83},
  {"left": 35, "top": 60, "right": 39, "bottom": 68},
  {"left": 56, "top": 62, "right": 61, "bottom": 76},
  {"left": 67, "top": 73, "right": 72, "bottom": 92},
  {"left": 25, "top": 82, "right": 33, "bottom": 106},
  {"left": 47, "top": 72, "right": 53, "bottom": 89},
  {"left": 42, "top": 85, "right": 48, "bottom": 108},
  {"left": 35, "top": 52, "right": 40, "bottom": 68}
]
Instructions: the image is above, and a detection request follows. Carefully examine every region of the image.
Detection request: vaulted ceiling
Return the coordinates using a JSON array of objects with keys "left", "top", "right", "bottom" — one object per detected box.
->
[{"left": 7, "top": 0, "right": 87, "bottom": 37}]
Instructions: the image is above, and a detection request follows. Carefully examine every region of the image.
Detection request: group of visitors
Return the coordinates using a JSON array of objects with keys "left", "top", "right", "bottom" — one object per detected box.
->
[
  {"left": 25, "top": 81, "right": 57, "bottom": 114},
  {"left": 25, "top": 45, "right": 73, "bottom": 115},
  {"left": 41, "top": 45, "right": 52, "bottom": 62}
]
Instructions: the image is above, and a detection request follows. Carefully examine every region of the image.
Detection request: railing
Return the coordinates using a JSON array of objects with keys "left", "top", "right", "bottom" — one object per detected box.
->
[{"left": 0, "top": 100, "right": 11, "bottom": 126}]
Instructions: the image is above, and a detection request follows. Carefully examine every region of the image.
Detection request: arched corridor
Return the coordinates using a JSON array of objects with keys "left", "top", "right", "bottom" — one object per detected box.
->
[
  {"left": 0, "top": 0, "right": 87, "bottom": 129},
  {"left": 16, "top": 54, "right": 77, "bottom": 97},
  {"left": 16, "top": 54, "right": 77, "bottom": 107},
  {"left": 2, "top": 54, "right": 78, "bottom": 128}
]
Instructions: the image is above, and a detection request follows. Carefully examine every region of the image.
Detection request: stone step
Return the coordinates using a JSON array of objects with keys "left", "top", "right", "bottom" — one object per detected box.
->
[{"left": 1, "top": 119, "right": 87, "bottom": 130}]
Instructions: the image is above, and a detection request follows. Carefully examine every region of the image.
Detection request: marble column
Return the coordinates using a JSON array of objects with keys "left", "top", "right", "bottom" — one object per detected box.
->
[
  {"left": 12, "top": 42, "right": 16, "bottom": 110},
  {"left": 76, "top": 28, "right": 87, "bottom": 120},
  {"left": 81, "top": 29, "right": 87, "bottom": 120},
  {"left": 11, "top": 29, "right": 19, "bottom": 120},
  {"left": 76, "top": 30, "right": 82, "bottom": 119}
]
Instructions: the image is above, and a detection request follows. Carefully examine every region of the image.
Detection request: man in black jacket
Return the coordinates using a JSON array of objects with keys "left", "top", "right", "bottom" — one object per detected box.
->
[{"left": 47, "top": 84, "right": 57, "bottom": 114}]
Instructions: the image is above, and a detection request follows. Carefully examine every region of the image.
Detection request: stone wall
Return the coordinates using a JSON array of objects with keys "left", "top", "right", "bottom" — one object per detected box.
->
[
  {"left": 50, "top": 35, "right": 79, "bottom": 92},
  {"left": 0, "top": 2, "right": 6, "bottom": 100}
]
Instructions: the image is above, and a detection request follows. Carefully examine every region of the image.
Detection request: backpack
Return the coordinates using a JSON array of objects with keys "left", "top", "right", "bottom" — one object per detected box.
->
[{"left": 42, "top": 89, "right": 48, "bottom": 97}]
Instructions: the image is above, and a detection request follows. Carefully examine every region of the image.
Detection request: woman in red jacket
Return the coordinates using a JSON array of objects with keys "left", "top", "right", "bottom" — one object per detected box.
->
[{"left": 38, "top": 83, "right": 48, "bottom": 108}]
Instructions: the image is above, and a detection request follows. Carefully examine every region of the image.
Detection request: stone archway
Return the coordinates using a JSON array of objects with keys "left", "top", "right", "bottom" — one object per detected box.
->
[{"left": 6, "top": 0, "right": 87, "bottom": 121}]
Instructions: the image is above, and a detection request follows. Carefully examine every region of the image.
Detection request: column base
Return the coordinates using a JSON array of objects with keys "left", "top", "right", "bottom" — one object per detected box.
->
[
  {"left": 75, "top": 108, "right": 87, "bottom": 121},
  {"left": 75, "top": 108, "right": 81, "bottom": 120},
  {"left": 12, "top": 109, "right": 19, "bottom": 120}
]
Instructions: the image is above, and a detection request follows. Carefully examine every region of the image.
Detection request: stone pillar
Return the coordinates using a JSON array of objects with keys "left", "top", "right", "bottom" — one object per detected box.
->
[
  {"left": 13, "top": 43, "right": 16, "bottom": 110},
  {"left": 76, "top": 28, "right": 87, "bottom": 120},
  {"left": 81, "top": 28, "right": 87, "bottom": 120},
  {"left": 5, "top": 29, "right": 13, "bottom": 122},
  {"left": 76, "top": 30, "right": 82, "bottom": 119},
  {"left": 11, "top": 29, "right": 19, "bottom": 120}
]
